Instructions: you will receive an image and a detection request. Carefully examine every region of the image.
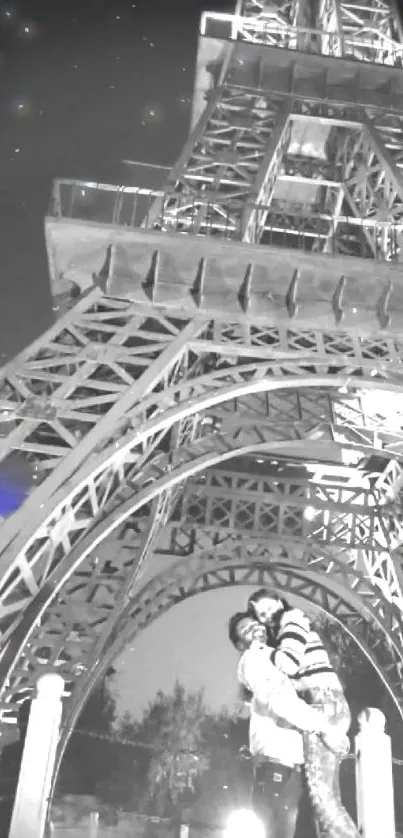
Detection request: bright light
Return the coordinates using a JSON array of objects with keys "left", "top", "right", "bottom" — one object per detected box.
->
[
  {"left": 361, "top": 390, "right": 403, "bottom": 431},
  {"left": 304, "top": 505, "right": 316, "bottom": 521},
  {"left": 224, "top": 809, "right": 265, "bottom": 838},
  {"left": 341, "top": 448, "right": 362, "bottom": 467},
  {"left": 36, "top": 673, "right": 65, "bottom": 700}
]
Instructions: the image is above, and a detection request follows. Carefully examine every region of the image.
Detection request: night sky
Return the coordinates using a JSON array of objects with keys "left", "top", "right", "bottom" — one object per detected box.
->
[
  {"left": 0, "top": 0, "right": 394, "bottom": 720},
  {"left": 0, "top": 0, "right": 233, "bottom": 359}
]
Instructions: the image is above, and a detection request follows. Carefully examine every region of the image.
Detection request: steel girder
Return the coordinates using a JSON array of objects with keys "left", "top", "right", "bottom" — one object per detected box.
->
[
  {"left": 144, "top": 85, "right": 403, "bottom": 260},
  {"left": 2, "top": 303, "right": 403, "bottom": 563},
  {"left": 0, "top": 352, "right": 403, "bottom": 618},
  {"left": 141, "top": 1, "right": 403, "bottom": 262},
  {"left": 0, "top": 364, "right": 403, "bottom": 722},
  {"left": 315, "top": 0, "right": 403, "bottom": 62},
  {"left": 236, "top": 0, "right": 402, "bottom": 63},
  {"left": 53, "top": 546, "right": 403, "bottom": 781},
  {"left": 0, "top": 296, "right": 403, "bottom": 722},
  {"left": 173, "top": 468, "right": 390, "bottom": 551}
]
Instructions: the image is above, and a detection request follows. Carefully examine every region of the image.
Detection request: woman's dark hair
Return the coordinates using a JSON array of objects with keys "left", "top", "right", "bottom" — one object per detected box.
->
[
  {"left": 247, "top": 588, "right": 291, "bottom": 642},
  {"left": 247, "top": 587, "right": 290, "bottom": 613},
  {"left": 228, "top": 611, "right": 251, "bottom": 649}
]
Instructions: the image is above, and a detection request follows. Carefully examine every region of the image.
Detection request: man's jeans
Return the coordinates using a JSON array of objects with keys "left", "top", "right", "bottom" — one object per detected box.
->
[{"left": 252, "top": 760, "right": 309, "bottom": 838}]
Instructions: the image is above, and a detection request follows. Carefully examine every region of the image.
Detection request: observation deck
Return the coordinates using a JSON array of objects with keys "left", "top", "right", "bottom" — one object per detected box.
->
[
  {"left": 46, "top": 179, "right": 403, "bottom": 337},
  {"left": 45, "top": 7, "right": 403, "bottom": 337}
]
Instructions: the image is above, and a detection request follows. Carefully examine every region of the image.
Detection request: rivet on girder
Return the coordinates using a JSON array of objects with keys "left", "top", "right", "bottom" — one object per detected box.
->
[
  {"left": 377, "top": 280, "right": 393, "bottom": 330},
  {"left": 142, "top": 250, "right": 160, "bottom": 301},
  {"left": 191, "top": 258, "right": 206, "bottom": 308},
  {"left": 285, "top": 270, "right": 299, "bottom": 318},
  {"left": 332, "top": 275, "right": 346, "bottom": 324},
  {"left": 238, "top": 264, "right": 253, "bottom": 313}
]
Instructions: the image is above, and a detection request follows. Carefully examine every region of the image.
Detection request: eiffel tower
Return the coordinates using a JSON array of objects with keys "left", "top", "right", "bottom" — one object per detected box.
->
[{"left": 1, "top": 0, "right": 403, "bottom": 777}]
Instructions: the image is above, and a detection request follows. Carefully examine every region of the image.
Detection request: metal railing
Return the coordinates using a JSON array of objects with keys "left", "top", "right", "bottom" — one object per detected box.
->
[
  {"left": 200, "top": 12, "right": 403, "bottom": 68},
  {"left": 49, "top": 178, "right": 403, "bottom": 264}
]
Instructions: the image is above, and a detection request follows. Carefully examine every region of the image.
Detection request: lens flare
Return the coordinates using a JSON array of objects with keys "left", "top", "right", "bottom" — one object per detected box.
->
[{"left": 224, "top": 809, "right": 265, "bottom": 838}]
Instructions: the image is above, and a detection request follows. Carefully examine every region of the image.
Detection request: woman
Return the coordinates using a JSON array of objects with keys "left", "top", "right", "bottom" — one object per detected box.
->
[{"left": 247, "top": 588, "right": 358, "bottom": 838}]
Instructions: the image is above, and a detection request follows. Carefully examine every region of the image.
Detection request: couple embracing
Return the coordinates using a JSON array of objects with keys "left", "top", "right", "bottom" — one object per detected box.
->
[{"left": 229, "top": 588, "right": 359, "bottom": 838}]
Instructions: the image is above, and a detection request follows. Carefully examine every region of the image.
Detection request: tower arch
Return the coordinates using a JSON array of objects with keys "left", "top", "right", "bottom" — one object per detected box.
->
[
  {"left": 52, "top": 547, "right": 403, "bottom": 784},
  {"left": 1, "top": 412, "right": 402, "bottom": 725}
]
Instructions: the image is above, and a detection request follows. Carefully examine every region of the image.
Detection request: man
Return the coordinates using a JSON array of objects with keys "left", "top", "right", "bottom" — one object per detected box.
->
[
  {"left": 247, "top": 589, "right": 358, "bottom": 837},
  {"left": 229, "top": 612, "right": 347, "bottom": 838}
]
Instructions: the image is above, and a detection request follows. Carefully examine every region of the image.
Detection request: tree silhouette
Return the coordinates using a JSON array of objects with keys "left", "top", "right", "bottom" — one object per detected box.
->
[
  {"left": 130, "top": 681, "right": 210, "bottom": 817},
  {"left": 313, "top": 615, "right": 394, "bottom": 729},
  {"left": 83, "top": 686, "right": 250, "bottom": 818},
  {"left": 192, "top": 711, "right": 251, "bottom": 828}
]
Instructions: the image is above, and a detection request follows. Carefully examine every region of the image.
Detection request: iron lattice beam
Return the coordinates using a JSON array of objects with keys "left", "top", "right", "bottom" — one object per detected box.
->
[
  {"left": 1, "top": 355, "right": 403, "bottom": 633},
  {"left": 222, "top": 0, "right": 403, "bottom": 64},
  {"left": 0, "top": 407, "right": 403, "bottom": 720},
  {"left": 145, "top": 86, "right": 403, "bottom": 259},
  {"left": 0, "top": 306, "right": 403, "bottom": 724}
]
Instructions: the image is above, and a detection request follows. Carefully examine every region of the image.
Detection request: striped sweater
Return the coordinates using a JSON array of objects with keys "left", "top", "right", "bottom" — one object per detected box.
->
[{"left": 272, "top": 608, "right": 342, "bottom": 695}]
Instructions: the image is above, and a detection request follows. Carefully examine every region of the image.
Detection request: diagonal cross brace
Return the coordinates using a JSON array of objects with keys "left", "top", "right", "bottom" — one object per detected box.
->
[
  {"left": 0, "top": 317, "right": 209, "bottom": 559},
  {"left": 363, "top": 113, "right": 403, "bottom": 209},
  {"left": 241, "top": 103, "right": 292, "bottom": 244}
]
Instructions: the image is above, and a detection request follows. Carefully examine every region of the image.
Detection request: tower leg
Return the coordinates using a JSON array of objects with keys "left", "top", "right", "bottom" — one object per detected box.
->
[{"left": 8, "top": 674, "right": 64, "bottom": 838}]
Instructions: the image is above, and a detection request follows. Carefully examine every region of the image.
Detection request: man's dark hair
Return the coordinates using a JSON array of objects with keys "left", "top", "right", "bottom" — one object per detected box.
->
[{"left": 228, "top": 611, "right": 251, "bottom": 649}]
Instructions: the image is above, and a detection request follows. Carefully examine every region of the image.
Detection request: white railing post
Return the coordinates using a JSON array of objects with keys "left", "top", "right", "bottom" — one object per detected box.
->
[
  {"left": 355, "top": 707, "right": 395, "bottom": 838},
  {"left": 89, "top": 811, "right": 99, "bottom": 838},
  {"left": 8, "top": 673, "right": 65, "bottom": 838}
]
